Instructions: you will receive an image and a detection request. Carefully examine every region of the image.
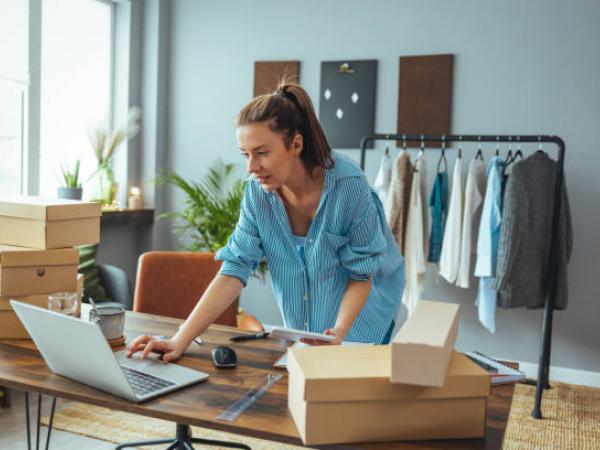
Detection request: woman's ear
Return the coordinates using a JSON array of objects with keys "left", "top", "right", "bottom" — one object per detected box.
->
[{"left": 293, "top": 133, "right": 303, "bottom": 156}]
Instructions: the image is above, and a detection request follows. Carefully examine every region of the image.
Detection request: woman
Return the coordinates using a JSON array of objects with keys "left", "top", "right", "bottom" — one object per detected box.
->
[{"left": 128, "top": 83, "right": 404, "bottom": 363}]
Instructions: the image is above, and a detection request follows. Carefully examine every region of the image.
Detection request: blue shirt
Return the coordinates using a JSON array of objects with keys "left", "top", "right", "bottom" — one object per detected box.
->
[
  {"left": 428, "top": 171, "right": 449, "bottom": 263},
  {"left": 292, "top": 234, "right": 307, "bottom": 263},
  {"left": 215, "top": 152, "right": 405, "bottom": 343},
  {"left": 474, "top": 156, "right": 504, "bottom": 333}
]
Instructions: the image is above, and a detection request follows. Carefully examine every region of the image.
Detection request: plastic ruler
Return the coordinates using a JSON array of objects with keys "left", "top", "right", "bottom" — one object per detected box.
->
[{"left": 217, "top": 373, "right": 283, "bottom": 422}]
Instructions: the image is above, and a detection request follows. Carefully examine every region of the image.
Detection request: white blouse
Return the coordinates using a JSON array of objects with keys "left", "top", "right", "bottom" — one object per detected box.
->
[
  {"left": 439, "top": 157, "right": 464, "bottom": 283},
  {"left": 456, "top": 159, "right": 487, "bottom": 288}
]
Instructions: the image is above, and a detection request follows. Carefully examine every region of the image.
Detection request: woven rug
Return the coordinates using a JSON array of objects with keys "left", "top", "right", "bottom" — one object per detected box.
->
[
  {"left": 503, "top": 382, "right": 600, "bottom": 449},
  {"left": 41, "top": 401, "right": 311, "bottom": 450}
]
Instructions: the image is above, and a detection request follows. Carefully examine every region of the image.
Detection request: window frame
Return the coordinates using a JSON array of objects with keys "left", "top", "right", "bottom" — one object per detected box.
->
[
  {"left": 24, "top": 0, "right": 116, "bottom": 196},
  {"left": 0, "top": 76, "right": 28, "bottom": 196}
]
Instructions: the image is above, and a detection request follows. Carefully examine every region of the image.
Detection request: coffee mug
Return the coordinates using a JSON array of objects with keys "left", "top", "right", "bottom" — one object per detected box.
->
[{"left": 89, "top": 306, "right": 126, "bottom": 341}]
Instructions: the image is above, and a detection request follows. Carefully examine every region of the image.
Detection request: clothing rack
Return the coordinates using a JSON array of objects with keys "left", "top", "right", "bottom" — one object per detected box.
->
[{"left": 360, "top": 133, "right": 566, "bottom": 420}]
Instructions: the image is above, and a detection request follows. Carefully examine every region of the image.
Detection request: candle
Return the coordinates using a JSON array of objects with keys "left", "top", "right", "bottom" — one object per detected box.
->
[{"left": 128, "top": 186, "right": 142, "bottom": 210}]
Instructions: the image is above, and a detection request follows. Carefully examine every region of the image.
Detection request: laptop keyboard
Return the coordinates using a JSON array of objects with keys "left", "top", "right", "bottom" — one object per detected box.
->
[{"left": 121, "top": 366, "right": 175, "bottom": 397}]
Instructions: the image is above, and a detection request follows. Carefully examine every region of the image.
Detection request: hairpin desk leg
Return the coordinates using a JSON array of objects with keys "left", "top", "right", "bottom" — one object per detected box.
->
[
  {"left": 23, "top": 392, "right": 57, "bottom": 450},
  {"left": 25, "top": 392, "right": 31, "bottom": 450}
]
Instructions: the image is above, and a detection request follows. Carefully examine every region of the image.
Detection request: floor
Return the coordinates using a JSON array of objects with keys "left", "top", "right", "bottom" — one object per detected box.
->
[{"left": 0, "top": 389, "right": 139, "bottom": 450}]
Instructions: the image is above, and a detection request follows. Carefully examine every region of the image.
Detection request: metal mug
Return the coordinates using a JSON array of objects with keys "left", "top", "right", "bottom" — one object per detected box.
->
[{"left": 89, "top": 306, "right": 126, "bottom": 341}]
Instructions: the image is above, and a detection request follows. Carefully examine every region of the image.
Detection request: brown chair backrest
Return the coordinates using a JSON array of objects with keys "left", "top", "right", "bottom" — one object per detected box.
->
[{"left": 133, "top": 251, "right": 237, "bottom": 326}]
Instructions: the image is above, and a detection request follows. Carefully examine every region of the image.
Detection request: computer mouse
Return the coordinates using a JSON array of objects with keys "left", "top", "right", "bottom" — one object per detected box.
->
[{"left": 211, "top": 346, "right": 237, "bottom": 369}]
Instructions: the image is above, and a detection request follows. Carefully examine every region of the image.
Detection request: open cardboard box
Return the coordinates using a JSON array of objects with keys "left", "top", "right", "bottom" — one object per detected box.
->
[
  {"left": 391, "top": 300, "right": 460, "bottom": 386},
  {"left": 287, "top": 346, "right": 489, "bottom": 445}
]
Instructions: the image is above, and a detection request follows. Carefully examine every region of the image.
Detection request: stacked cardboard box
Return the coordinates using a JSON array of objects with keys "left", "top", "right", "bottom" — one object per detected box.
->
[
  {"left": 287, "top": 300, "right": 489, "bottom": 445},
  {"left": 0, "top": 197, "right": 101, "bottom": 339}
]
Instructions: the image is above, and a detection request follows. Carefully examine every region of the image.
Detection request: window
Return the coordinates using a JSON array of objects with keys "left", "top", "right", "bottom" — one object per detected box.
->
[
  {"left": 38, "top": 0, "right": 113, "bottom": 197},
  {"left": 0, "top": 0, "right": 28, "bottom": 196}
]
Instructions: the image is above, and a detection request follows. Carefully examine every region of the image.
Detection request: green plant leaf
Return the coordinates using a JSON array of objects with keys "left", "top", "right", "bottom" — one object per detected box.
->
[{"left": 155, "top": 159, "right": 267, "bottom": 280}]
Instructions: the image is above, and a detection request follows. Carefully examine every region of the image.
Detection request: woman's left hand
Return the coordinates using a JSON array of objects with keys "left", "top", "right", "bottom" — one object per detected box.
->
[{"left": 301, "top": 327, "right": 347, "bottom": 346}]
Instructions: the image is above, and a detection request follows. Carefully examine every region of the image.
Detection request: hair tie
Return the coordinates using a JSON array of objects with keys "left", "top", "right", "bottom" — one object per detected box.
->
[{"left": 277, "top": 88, "right": 300, "bottom": 108}]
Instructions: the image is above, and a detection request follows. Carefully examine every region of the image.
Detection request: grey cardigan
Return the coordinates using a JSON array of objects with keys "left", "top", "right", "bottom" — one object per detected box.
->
[{"left": 494, "top": 152, "right": 572, "bottom": 309}]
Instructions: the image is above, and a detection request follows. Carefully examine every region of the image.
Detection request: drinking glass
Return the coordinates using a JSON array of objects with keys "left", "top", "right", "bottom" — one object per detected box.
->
[{"left": 48, "top": 292, "right": 77, "bottom": 316}]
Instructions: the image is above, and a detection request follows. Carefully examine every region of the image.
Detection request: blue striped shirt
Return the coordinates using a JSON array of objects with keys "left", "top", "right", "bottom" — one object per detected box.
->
[{"left": 215, "top": 152, "right": 405, "bottom": 343}]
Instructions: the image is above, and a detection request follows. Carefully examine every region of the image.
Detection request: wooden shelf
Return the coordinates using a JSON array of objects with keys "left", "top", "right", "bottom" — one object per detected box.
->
[{"left": 100, "top": 208, "right": 154, "bottom": 227}]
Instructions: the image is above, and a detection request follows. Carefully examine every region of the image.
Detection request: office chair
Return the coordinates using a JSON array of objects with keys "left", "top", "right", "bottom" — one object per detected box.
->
[
  {"left": 116, "top": 251, "right": 261, "bottom": 450},
  {"left": 97, "top": 263, "right": 134, "bottom": 310}
]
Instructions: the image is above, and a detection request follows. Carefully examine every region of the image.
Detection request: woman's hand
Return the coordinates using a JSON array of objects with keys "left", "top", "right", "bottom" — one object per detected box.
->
[
  {"left": 126, "top": 334, "right": 185, "bottom": 363},
  {"left": 301, "top": 327, "right": 347, "bottom": 346}
]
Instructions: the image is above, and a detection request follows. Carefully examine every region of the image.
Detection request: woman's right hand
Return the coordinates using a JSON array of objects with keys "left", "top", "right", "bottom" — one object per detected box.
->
[{"left": 126, "top": 334, "right": 185, "bottom": 363}]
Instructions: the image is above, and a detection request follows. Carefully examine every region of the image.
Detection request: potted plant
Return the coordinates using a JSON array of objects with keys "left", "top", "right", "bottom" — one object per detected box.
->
[
  {"left": 87, "top": 107, "right": 142, "bottom": 208},
  {"left": 156, "top": 159, "right": 267, "bottom": 279},
  {"left": 57, "top": 160, "right": 83, "bottom": 200}
]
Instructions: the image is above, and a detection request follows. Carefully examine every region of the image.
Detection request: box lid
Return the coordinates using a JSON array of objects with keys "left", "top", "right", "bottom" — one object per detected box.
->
[
  {"left": 0, "top": 245, "right": 79, "bottom": 267},
  {"left": 287, "top": 347, "right": 489, "bottom": 403},
  {"left": 393, "top": 300, "right": 459, "bottom": 347},
  {"left": 0, "top": 197, "right": 101, "bottom": 221},
  {"left": 0, "top": 294, "right": 48, "bottom": 311}
]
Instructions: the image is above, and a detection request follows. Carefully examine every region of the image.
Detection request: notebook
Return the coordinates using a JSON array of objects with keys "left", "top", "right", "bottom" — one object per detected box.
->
[{"left": 465, "top": 351, "right": 526, "bottom": 385}]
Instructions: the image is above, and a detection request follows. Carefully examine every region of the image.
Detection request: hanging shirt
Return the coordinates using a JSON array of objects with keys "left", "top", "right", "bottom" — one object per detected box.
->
[
  {"left": 401, "top": 153, "right": 427, "bottom": 315},
  {"left": 216, "top": 151, "right": 405, "bottom": 344},
  {"left": 474, "top": 156, "right": 504, "bottom": 333},
  {"left": 385, "top": 150, "right": 414, "bottom": 255},
  {"left": 494, "top": 152, "right": 572, "bottom": 309},
  {"left": 456, "top": 159, "right": 487, "bottom": 288},
  {"left": 373, "top": 151, "right": 392, "bottom": 206},
  {"left": 439, "top": 157, "right": 464, "bottom": 283},
  {"left": 428, "top": 170, "right": 449, "bottom": 263},
  {"left": 417, "top": 152, "right": 430, "bottom": 256}
]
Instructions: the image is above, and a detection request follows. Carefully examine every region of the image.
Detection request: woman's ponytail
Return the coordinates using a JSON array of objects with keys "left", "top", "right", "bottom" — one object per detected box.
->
[{"left": 236, "top": 80, "right": 333, "bottom": 174}]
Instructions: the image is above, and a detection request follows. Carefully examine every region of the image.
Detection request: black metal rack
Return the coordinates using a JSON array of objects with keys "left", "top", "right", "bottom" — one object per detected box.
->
[{"left": 360, "top": 133, "right": 566, "bottom": 420}]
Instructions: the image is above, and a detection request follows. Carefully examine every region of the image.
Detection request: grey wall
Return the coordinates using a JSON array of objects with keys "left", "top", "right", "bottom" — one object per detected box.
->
[{"left": 160, "top": 0, "right": 600, "bottom": 372}]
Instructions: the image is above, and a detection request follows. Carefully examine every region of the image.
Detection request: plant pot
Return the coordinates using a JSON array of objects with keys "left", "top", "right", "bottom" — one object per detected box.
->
[{"left": 57, "top": 187, "right": 83, "bottom": 200}]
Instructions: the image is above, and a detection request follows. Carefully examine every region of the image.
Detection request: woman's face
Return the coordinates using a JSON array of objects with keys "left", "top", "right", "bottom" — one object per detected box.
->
[{"left": 236, "top": 121, "right": 303, "bottom": 192}]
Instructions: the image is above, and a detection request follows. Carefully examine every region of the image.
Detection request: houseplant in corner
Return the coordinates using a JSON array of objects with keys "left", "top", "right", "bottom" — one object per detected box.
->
[
  {"left": 156, "top": 159, "right": 267, "bottom": 327},
  {"left": 57, "top": 159, "right": 83, "bottom": 200},
  {"left": 156, "top": 159, "right": 267, "bottom": 278}
]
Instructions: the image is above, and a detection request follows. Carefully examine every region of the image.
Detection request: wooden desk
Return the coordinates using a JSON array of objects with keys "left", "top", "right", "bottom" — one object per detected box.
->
[{"left": 0, "top": 311, "right": 514, "bottom": 449}]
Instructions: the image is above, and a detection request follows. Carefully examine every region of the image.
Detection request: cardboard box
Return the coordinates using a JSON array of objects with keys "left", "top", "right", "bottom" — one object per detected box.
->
[
  {"left": 391, "top": 300, "right": 459, "bottom": 386},
  {"left": 0, "top": 245, "right": 79, "bottom": 297},
  {"left": 0, "top": 274, "right": 83, "bottom": 339},
  {"left": 0, "top": 294, "right": 49, "bottom": 339},
  {"left": 287, "top": 346, "right": 489, "bottom": 445},
  {"left": 0, "top": 197, "right": 101, "bottom": 249}
]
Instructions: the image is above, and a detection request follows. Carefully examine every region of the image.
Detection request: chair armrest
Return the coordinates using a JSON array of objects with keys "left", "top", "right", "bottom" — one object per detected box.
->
[{"left": 238, "top": 313, "right": 265, "bottom": 332}]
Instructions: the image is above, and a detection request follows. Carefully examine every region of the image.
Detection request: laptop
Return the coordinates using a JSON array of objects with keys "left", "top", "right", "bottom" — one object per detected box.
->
[{"left": 11, "top": 300, "right": 209, "bottom": 403}]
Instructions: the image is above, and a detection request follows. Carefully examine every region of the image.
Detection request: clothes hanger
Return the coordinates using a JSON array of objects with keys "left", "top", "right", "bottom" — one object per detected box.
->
[
  {"left": 503, "top": 138, "right": 523, "bottom": 176},
  {"left": 495, "top": 136, "right": 500, "bottom": 157},
  {"left": 457, "top": 135, "right": 463, "bottom": 159},
  {"left": 475, "top": 136, "right": 484, "bottom": 160},
  {"left": 537, "top": 136, "right": 545, "bottom": 154},
  {"left": 514, "top": 137, "right": 523, "bottom": 161},
  {"left": 437, "top": 135, "right": 447, "bottom": 173},
  {"left": 505, "top": 137, "right": 513, "bottom": 162},
  {"left": 412, "top": 134, "right": 424, "bottom": 173}
]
